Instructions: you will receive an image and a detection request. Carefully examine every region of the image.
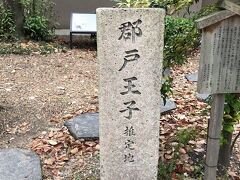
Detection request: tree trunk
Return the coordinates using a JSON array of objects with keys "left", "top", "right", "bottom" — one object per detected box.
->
[
  {"left": 218, "top": 131, "right": 233, "bottom": 176},
  {"left": 3, "top": 0, "right": 24, "bottom": 38}
]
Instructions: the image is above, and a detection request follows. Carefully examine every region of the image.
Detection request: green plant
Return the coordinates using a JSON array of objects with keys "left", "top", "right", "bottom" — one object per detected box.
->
[
  {"left": 158, "top": 161, "right": 176, "bottom": 180},
  {"left": 161, "top": 15, "right": 200, "bottom": 102},
  {"left": 114, "top": 0, "right": 200, "bottom": 14},
  {"left": 164, "top": 16, "right": 200, "bottom": 68},
  {"left": 176, "top": 128, "right": 197, "bottom": 146},
  {"left": 192, "top": 5, "right": 220, "bottom": 20},
  {"left": 191, "top": 164, "right": 204, "bottom": 178},
  {"left": 20, "top": 0, "right": 56, "bottom": 18},
  {"left": 0, "top": 3, "right": 15, "bottom": 41},
  {"left": 161, "top": 76, "right": 173, "bottom": 104},
  {"left": 114, "top": 0, "right": 202, "bottom": 103},
  {"left": 205, "top": 94, "right": 240, "bottom": 175},
  {"left": 0, "top": 41, "right": 66, "bottom": 55},
  {"left": 222, "top": 94, "right": 240, "bottom": 137},
  {"left": 0, "top": 0, "right": 56, "bottom": 41},
  {"left": 24, "top": 15, "right": 54, "bottom": 41},
  {"left": 151, "top": 0, "right": 200, "bottom": 14},
  {"left": 217, "top": 94, "right": 240, "bottom": 147},
  {"left": 113, "top": 0, "right": 150, "bottom": 7},
  {"left": 22, "top": 0, "right": 56, "bottom": 41},
  {"left": 161, "top": 4, "right": 221, "bottom": 101},
  {"left": 162, "top": 4, "right": 220, "bottom": 101},
  {"left": 157, "top": 128, "right": 198, "bottom": 179}
]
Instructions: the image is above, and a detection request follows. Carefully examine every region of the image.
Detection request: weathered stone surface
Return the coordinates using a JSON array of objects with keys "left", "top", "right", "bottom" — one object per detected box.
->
[
  {"left": 0, "top": 148, "right": 42, "bottom": 180},
  {"left": 64, "top": 113, "right": 99, "bottom": 140},
  {"left": 161, "top": 99, "right": 177, "bottom": 114},
  {"left": 161, "top": 68, "right": 171, "bottom": 84},
  {"left": 97, "top": 8, "right": 165, "bottom": 180},
  {"left": 162, "top": 68, "right": 171, "bottom": 84},
  {"left": 185, "top": 72, "right": 198, "bottom": 82},
  {"left": 163, "top": 68, "right": 171, "bottom": 77},
  {"left": 196, "top": 93, "right": 210, "bottom": 101}
]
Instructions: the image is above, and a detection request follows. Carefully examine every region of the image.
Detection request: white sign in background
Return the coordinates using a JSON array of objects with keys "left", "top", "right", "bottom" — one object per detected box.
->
[{"left": 70, "top": 13, "right": 96, "bottom": 32}]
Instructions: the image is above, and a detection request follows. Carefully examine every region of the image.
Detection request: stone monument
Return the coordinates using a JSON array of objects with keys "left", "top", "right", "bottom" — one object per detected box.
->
[{"left": 97, "top": 8, "right": 165, "bottom": 180}]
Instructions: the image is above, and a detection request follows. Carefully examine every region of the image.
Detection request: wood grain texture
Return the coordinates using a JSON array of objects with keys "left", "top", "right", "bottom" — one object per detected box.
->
[
  {"left": 221, "top": 0, "right": 240, "bottom": 15},
  {"left": 204, "top": 94, "right": 225, "bottom": 180},
  {"left": 197, "top": 15, "right": 240, "bottom": 94},
  {"left": 195, "top": 10, "right": 236, "bottom": 29}
]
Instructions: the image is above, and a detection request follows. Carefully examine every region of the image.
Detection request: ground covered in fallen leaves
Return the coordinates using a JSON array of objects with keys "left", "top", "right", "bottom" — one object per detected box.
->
[
  {"left": 160, "top": 53, "right": 240, "bottom": 179},
  {"left": 0, "top": 45, "right": 239, "bottom": 179}
]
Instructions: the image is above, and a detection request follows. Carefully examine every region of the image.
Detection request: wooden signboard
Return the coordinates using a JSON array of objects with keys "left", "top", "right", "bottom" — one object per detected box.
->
[
  {"left": 197, "top": 15, "right": 240, "bottom": 94},
  {"left": 196, "top": 3, "right": 240, "bottom": 179}
]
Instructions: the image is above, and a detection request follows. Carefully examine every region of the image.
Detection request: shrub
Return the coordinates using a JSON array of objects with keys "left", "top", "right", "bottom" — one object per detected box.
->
[
  {"left": 0, "top": 3, "right": 15, "bottom": 41},
  {"left": 22, "top": 0, "right": 56, "bottom": 41},
  {"left": 161, "top": 16, "right": 200, "bottom": 100},
  {"left": 160, "top": 5, "right": 221, "bottom": 99},
  {"left": 176, "top": 128, "right": 197, "bottom": 146},
  {"left": 114, "top": 0, "right": 200, "bottom": 14},
  {"left": 24, "top": 15, "right": 54, "bottom": 41},
  {"left": 0, "top": 0, "right": 56, "bottom": 41},
  {"left": 158, "top": 161, "right": 176, "bottom": 180},
  {"left": 113, "top": 0, "right": 150, "bottom": 7},
  {"left": 114, "top": 0, "right": 215, "bottom": 102},
  {"left": 0, "top": 41, "right": 66, "bottom": 55},
  {"left": 164, "top": 16, "right": 200, "bottom": 68},
  {"left": 221, "top": 94, "right": 240, "bottom": 144},
  {"left": 192, "top": 5, "right": 220, "bottom": 20}
]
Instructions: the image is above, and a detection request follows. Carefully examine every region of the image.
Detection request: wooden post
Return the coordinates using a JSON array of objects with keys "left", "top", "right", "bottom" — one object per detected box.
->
[
  {"left": 70, "top": 32, "right": 73, "bottom": 49},
  {"left": 204, "top": 94, "right": 225, "bottom": 180}
]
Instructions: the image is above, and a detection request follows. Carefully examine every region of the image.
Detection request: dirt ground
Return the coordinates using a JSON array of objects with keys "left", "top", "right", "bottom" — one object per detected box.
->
[
  {"left": 0, "top": 48, "right": 98, "bottom": 148},
  {"left": 0, "top": 46, "right": 239, "bottom": 179}
]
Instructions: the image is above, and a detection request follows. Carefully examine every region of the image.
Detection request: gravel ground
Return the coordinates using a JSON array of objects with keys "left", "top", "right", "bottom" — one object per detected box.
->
[
  {"left": 0, "top": 49, "right": 98, "bottom": 148},
  {"left": 0, "top": 47, "right": 239, "bottom": 179}
]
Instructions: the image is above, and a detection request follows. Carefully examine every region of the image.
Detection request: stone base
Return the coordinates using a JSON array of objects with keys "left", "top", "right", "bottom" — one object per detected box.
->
[
  {"left": 64, "top": 113, "right": 99, "bottom": 140},
  {"left": 196, "top": 93, "right": 210, "bottom": 102},
  {"left": 65, "top": 100, "right": 176, "bottom": 139},
  {"left": 160, "top": 99, "right": 177, "bottom": 114},
  {"left": 185, "top": 72, "right": 198, "bottom": 82},
  {"left": 0, "top": 148, "right": 42, "bottom": 180}
]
